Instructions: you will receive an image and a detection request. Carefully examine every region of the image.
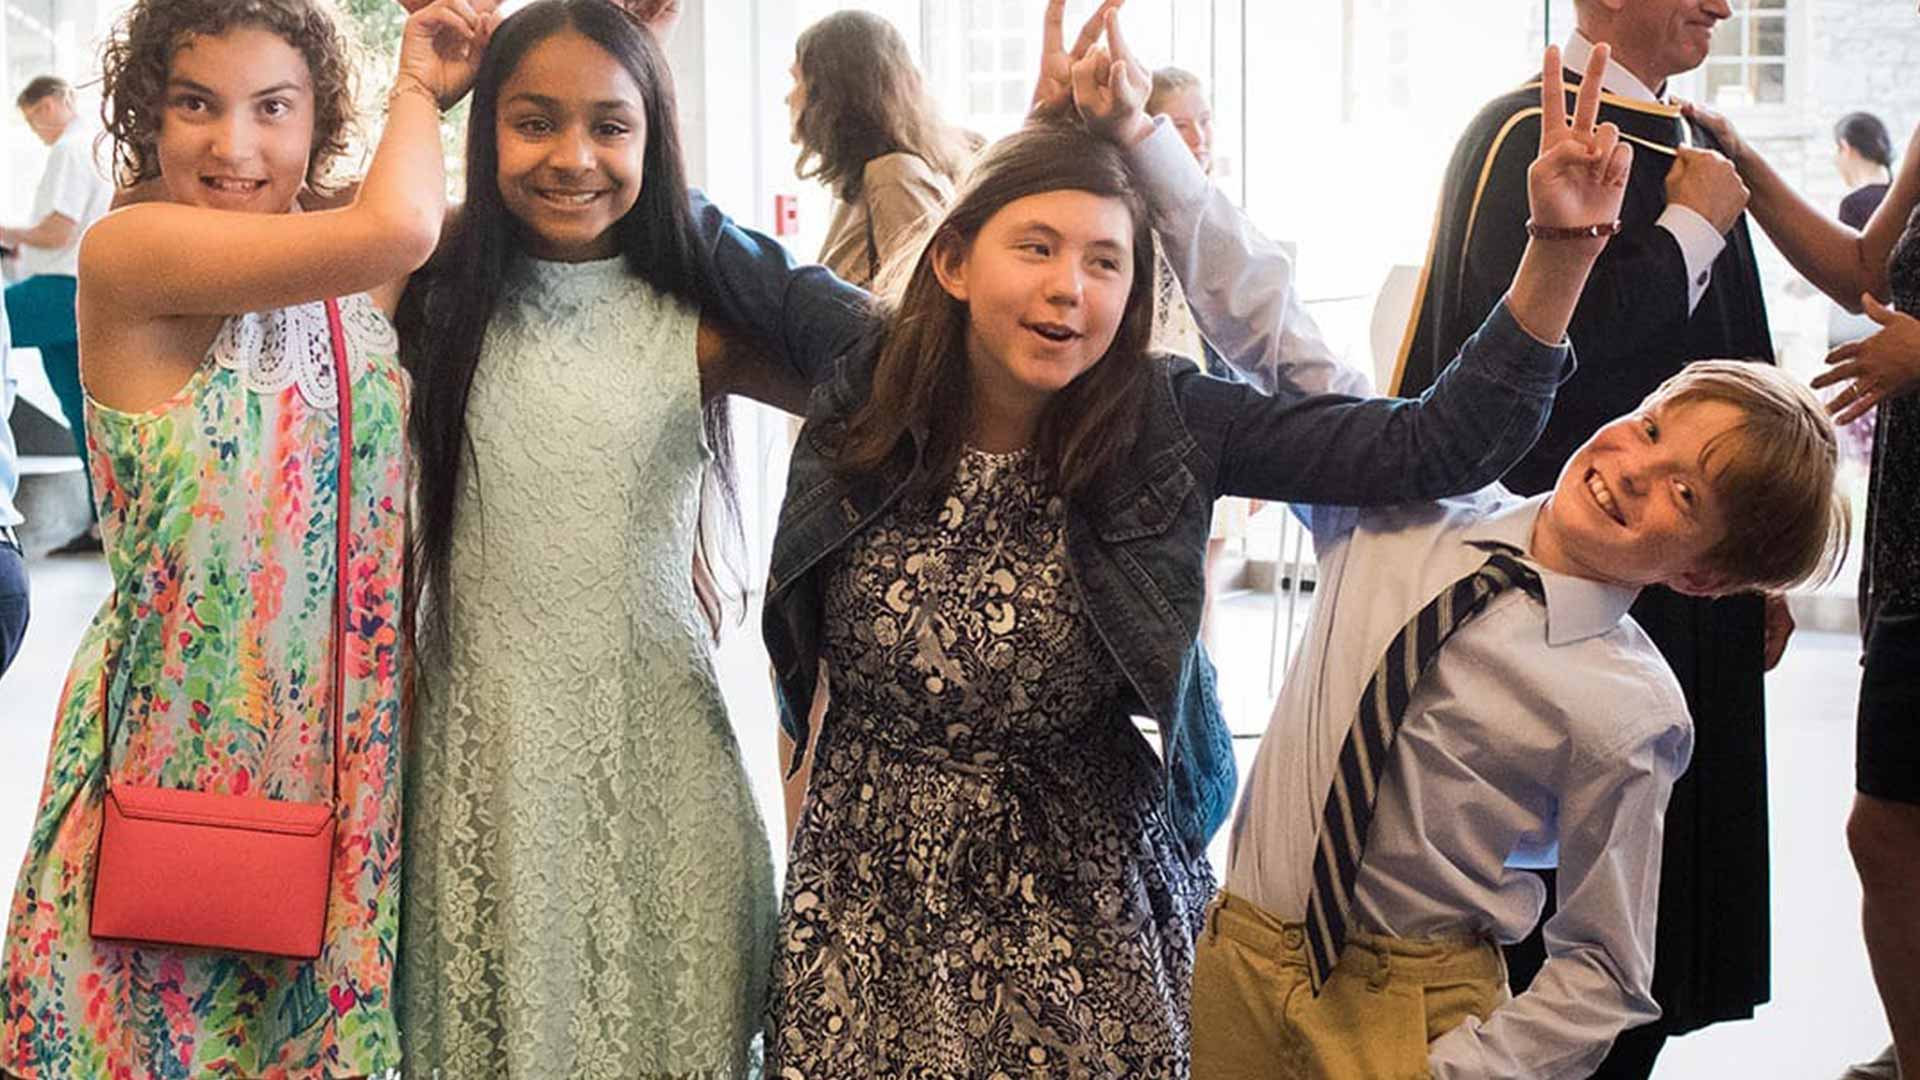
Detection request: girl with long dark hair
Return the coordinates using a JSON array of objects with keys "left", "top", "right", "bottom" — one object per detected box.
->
[
  {"left": 392, "top": 1, "right": 815, "bottom": 1074},
  {"left": 673, "top": 7, "right": 1630, "bottom": 1072}
]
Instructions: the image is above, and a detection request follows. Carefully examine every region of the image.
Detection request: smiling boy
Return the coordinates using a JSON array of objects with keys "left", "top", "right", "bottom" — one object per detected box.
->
[
  {"left": 1183, "top": 358, "right": 1847, "bottom": 1079},
  {"left": 948, "top": 2, "right": 1861, "bottom": 1069},
  {"left": 1054, "top": 14, "right": 1846, "bottom": 1072}
]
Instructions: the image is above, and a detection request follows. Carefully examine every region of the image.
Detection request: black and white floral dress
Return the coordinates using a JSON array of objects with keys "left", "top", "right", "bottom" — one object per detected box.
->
[{"left": 766, "top": 446, "right": 1215, "bottom": 1078}]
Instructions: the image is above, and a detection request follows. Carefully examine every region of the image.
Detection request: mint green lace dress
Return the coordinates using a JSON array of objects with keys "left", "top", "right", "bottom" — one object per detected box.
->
[{"left": 398, "top": 258, "right": 777, "bottom": 1079}]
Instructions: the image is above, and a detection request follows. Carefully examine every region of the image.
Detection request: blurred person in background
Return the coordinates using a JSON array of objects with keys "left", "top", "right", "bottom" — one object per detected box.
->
[
  {"left": 786, "top": 9, "right": 970, "bottom": 291},
  {"left": 2, "top": 76, "right": 111, "bottom": 556}
]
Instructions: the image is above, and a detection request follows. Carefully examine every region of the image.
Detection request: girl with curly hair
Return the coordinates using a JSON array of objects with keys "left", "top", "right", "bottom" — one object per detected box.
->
[{"left": 0, "top": 1, "right": 494, "bottom": 1077}]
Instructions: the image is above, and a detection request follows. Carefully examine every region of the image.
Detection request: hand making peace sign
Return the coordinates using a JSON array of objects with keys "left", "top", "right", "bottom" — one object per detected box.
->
[{"left": 1528, "top": 44, "right": 1633, "bottom": 239}]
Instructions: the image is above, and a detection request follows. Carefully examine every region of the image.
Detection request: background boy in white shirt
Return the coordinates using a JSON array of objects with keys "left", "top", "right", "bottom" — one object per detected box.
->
[{"left": 3, "top": 75, "right": 113, "bottom": 555}]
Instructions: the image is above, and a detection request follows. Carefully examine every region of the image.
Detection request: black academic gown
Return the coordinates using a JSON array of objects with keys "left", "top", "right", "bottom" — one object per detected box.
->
[{"left": 1393, "top": 69, "right": 1771, "bottom": 1034}]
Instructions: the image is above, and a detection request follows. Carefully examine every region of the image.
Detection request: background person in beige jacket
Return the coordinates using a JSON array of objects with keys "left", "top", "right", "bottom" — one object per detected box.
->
[{"left": 785, "top": 9, "right": 972, "bottom": 292}]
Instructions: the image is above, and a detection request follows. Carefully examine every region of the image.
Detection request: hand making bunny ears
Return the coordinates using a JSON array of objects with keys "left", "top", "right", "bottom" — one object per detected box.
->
[
  {"left": 1032, "top": 0, "right": 1126, "bottom": 121},
  {"left": 1067, "top": 5, "right": 1154, "bottom": 145},
  {"left": 394, "top": 0, "right": 502, "bottom": 110}
]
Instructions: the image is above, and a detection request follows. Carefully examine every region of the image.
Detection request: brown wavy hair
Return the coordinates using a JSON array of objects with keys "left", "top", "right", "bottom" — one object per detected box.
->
[
  {"left": 98, "top": 0, "right": 359, "bottom": 190},
  {"left": 837, "top": 122, "right": 1157, "bottom": 498},
  {"left": 791, "top": 10, "right": 968, "bottom": 202}
]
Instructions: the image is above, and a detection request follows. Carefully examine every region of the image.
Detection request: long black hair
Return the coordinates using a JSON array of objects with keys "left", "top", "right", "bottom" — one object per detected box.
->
[{"left": 398, "top": 0, "right": 739, "bottom": 647}]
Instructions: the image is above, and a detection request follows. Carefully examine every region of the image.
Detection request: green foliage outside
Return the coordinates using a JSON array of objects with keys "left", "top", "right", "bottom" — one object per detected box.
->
[
  {"left": 337, "top": 0, "right": 470, "bottom": 196},
  {"left": 341, "top": 0, "right": 408, "bottom": 61}
]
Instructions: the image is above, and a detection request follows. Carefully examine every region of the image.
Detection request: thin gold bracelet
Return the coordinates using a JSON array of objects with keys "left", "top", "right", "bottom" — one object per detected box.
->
[{"left": 386, "top": 79, "right": 444, "bottom": 114}]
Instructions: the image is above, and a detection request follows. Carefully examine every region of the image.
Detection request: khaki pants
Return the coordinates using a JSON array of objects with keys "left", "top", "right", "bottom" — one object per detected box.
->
[{"left": 1193, "top": 892, "right": 1510, "bottom": 1080}]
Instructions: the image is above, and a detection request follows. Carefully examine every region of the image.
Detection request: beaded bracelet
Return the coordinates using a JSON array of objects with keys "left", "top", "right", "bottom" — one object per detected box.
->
[{"left": 1525, "top": 219, "right": 1623, "bottom": 240}]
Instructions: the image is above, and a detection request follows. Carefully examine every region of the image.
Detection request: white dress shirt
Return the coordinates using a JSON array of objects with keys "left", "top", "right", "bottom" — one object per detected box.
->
[
  {"left": 1564, "top": 29, "right": 1728, "bottom": 314},
  {"left": 0, "top": 302, "right": 19, "bottom": 529},
  {"left": 18, "top": 123, "right": 112, "bottom": 281},
  {"left": 1227, "top": 490, "right": 1693, "bottom": 1079},
  {"left": 1126, "top": 119, "right": 1374, "bottom": 399}
]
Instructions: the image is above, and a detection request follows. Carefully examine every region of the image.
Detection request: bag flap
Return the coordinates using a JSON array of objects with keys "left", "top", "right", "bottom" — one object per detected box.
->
[{"left": 107, "top": 783, "right": 335, "bottom": 837}]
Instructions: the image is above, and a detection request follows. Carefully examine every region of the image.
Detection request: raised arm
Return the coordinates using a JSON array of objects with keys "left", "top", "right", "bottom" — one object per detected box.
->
[
  {"left": 688, "top": 191, "right": 883, "bottom": 392},
  {"left": 1127, "top": 118, "right": 1368, "bottom": 399},
  {"left": 1058, "top": 8, "right": 1365, "bottom": 399},
  {"left": 79, "top": 0, "right": 493, "bottom": 320},
  {"left": 1197, "top": 300, "right": 1563, "bottom": 503},
  {"left": 1687, "top": 101, "right": 1920, "bottom": 311},
  {"left": 1076, "top": 20, "right": 1622, "bottom": 400},
  {"left": 1076, "top": 35, "right": 1626, "bottom": 505},
  {"left": 1189, "top": 45, "right": 1627, "bottom": 504}
]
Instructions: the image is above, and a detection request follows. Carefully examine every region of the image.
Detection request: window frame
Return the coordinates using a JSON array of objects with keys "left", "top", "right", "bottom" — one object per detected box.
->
[{"left": 1671, "top": 0, "right": 1813, "bottom": 137}]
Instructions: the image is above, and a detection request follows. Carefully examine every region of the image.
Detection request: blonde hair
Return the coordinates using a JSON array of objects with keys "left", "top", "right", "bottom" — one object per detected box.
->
[
  {"left": 1645, "top": 360, "right": 1849, "bottom": 594},
  {"left": 1145, "top": 66, "right": 1203, "bottom": 116}
]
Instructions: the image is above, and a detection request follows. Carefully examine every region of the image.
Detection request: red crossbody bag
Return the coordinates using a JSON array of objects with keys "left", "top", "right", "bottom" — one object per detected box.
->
[{"left": 89, "top": 298, "right": 355, "bottom": 959}]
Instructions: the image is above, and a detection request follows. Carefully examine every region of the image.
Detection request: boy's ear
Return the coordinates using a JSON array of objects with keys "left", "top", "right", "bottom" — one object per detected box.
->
[{"left": 930, "top": 232, "right": 970, "bottom": 303}]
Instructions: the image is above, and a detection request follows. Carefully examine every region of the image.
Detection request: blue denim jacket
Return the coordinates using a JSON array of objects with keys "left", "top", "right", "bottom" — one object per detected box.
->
[{"left": 690, "top": 193, "right": 1573, "bottom": 856}]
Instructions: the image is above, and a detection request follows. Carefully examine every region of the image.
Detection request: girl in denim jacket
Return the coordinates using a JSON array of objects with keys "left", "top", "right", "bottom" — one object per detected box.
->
[{"left": 677, "top": 8, "right": 1627, "bottom": 1072}]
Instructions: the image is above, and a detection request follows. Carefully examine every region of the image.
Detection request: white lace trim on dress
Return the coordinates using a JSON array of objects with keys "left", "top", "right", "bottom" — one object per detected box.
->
[{"left": 208, "top": 293, "right": 397, "bottom": 409}]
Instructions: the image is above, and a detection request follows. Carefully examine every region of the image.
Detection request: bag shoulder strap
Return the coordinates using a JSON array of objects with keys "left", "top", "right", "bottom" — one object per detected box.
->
[
  {"left": 323, "top": 297, "right": 351, "bottom": 807},
  {"left": 101, "top": 299, "right": 353, "bottom": 806}
]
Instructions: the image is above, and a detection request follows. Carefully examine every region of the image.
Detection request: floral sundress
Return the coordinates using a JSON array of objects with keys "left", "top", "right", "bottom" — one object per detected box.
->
[{"left": 2, "top": 295, "right": 408, "bottom": 1079}]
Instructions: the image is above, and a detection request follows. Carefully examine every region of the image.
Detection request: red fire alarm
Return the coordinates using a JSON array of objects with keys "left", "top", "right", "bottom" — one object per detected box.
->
[{"left": 774, "top": 193, "right": 801, "bottom": 237}]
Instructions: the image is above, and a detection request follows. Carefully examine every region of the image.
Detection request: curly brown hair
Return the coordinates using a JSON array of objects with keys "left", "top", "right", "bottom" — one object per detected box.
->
[{"left": 98, "top": 0, "right": 359, "bottom": 191}]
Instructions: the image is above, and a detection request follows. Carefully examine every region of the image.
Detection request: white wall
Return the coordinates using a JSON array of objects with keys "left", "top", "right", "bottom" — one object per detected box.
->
[
  {"left": 3, "top": 0, "right": 116, "bottom": 220},
  {"left": 673, "top": 0, "right": 814, "bottom": 575}
]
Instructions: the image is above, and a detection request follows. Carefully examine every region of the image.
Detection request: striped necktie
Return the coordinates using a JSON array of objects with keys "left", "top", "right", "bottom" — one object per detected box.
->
[{"left": 1304, "top": 548, "right": 1544, "bottom": 993}]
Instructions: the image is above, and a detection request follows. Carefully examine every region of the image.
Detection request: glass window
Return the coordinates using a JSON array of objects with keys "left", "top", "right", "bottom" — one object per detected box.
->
[
  {"left": 1234, "top": 0, "right": 1553, "bottom": 378},
  {"left": 1699, "top": 0, "right": 1793, "bottom": 111}
]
